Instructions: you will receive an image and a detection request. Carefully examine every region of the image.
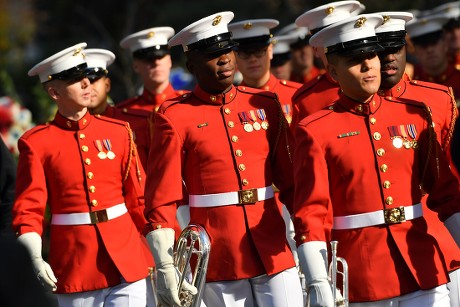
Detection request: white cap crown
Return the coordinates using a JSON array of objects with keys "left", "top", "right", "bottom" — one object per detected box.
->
[
  {"left": 120, "top": 27, "right": 175, "bottom": 52},
  {"left": 375, "top": 12, "right": 413, "bottom": 33},
  {"left": 272, "top": 34, "right": 299, "bottom": 54},
  {"left": 406, "top": 15, "right": 449, "bottom": 39},
  {"left": 28, "top": 42, "right": 87, "bottom": 83},
  {"left": 85, "top": 49, "right": 115, "bottom": 69},
  {"left": 228, "top": 19, "right": 279, "bottom": 40}
]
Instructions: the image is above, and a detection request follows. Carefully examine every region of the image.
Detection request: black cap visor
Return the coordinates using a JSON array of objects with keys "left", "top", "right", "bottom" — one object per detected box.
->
[
  {"left": 233, "top": 34, "right": 271, "bottom": 50},
  {"left": 47, "top": 63, "right": 88, "bottom": 83},
  {"left": 377, "top": 31, "right": 406, "bottom": 49},
  {"left": 133, "top": 45, "right": 170, "bottom": 61},
  {"left": 411, "top": 30, "right": 443, "bottom": 47},
  {"left": 326, "top": 36, "right": 384, "bottom": 57},
  {"left": 185, "top": 32, "right": 238, "bottom": 54},
  {"left": 271, "top": 52, "right": 291, "bottom": 67},
  {"left": 85, "top": 67, "right": 108, "bottom": 83}
]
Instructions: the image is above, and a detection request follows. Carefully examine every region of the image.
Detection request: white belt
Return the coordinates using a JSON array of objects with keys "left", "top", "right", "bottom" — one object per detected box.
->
[
  {"left": 333, "top": 203, "right": 423, "bottom": 230},
  {"left": 189, "top": 186, "right": 274, "bottom": 208},
  {"left": 51, "top": 203, "right": 127, "bottom": 225}
]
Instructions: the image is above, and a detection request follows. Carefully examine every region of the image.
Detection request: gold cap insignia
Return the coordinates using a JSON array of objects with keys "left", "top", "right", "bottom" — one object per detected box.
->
[
  {"left": 325, "top": 6, "right": 335, "bottom": 15},
  {"left": 147, "top": 31, "right": 155, "bottom": 38},
  {"left": 421, "top": 19, "right": 428, "bottom": 25},
  {"left": 73, "top": 47, "right": 82, "bottom": 56},
  {"left": 212, "top": 15, "right": 222, "bottom": 26},
  {"left": 272, "top": 39, "right": 278, "bottom": 45},
  {"left": 382, "top": 15, "right": 390, "bottom": 24},
  {"left": 243, "top": 22, "right": 253, "bottom": 30},
  {"left": 355, "top": 17, "right": 367, "bottom": 28}
]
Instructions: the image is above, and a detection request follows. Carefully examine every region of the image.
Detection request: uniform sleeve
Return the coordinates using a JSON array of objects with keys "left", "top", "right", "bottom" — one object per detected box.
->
[
  {"left": 0, "top": 138, "right": 16, "bottom": 235},
  {"left": 122, "top": 126, "right": 148, "bottom": 233},
  {"left": 144, "top": 112, "right": 184, "bottom": 232},
  {"left": 12, "top": 137, "right": 47, "bottom": 236},
  {"left": 292, "top": 123, "right": 332, "bottom": 246},
  {"left": 419, "top": 126, "right": 460, "bottom": 221},
  {"left": 270, "top": 114, "right": 296, "bottom": 213}
]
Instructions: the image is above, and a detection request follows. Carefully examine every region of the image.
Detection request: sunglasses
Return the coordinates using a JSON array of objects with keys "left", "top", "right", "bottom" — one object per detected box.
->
[{"left": 236, "top": 47, "right": 268, "bottom": 60}]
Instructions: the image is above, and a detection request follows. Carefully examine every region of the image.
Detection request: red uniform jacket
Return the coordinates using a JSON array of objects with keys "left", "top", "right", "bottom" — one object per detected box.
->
[
  {"left": 115, "top": 85, "right": 186, "bottom": 169},
  {"left": 291, "top": 73, "right": 340, "bottom": 130},
  {"left": 145, "top": 85, "right": 296, "bottom": 281},
  {"left": 240, "top": 74, "right": 301, "bottom": 125},
  {"left": 293, "top": 93, "right": 460, "bottom": 302},
  {"left": 290, "top": 66, "right": 325, "bottom": 84},
  {"left": 413, "top": 64, "right": 460, "bottom": 102},
  {"left": 378, "top": 79, "right": 460, "bottom": 273},
  {"left": 12, "top": 111, "right": 153, "bottom": 293}
]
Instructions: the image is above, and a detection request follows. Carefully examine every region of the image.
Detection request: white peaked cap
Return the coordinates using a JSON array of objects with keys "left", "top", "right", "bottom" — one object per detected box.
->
[
  {"left": 431, "top": 1, "right": 460, "bottom": 19},
  {"left": 120, "top": 27, "right": 175, "bottom": 52},
  {"left": 406, "top": 15, "right": 449, "bottom": 39},
  {"left": 28, "top": 42, "right": 87, "bottom": 83},
  {"left": 272, "top": 34, "right": 299, "bottom": 54},
  {"left": 276, "top": 23, "right": 309, "bottom": 39},
  {"left": 350, "top": 3, "right": 366, "bottom": 16},
  {"left": 295, "top": 1, "right": 362, "bottom": 32},
  {"left": 375, "top": 12, "right": 414, "bottom": 33},
  {"left": 85, "top": 49, "right": 115, "bottom": 69},
  {"left": 169, "top": 11, "right": 235, "bottom": 52},
  {"left": 309, "top": 14, "right": 384, "bottom": 52},
  {"left": 228, "top": 19, "right": 279, "bottom": 40}
]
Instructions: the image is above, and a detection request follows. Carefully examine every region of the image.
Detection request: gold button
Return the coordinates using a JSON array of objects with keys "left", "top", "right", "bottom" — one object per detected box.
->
[
  {"left": 91, "top": 199, "right": 98, "bottom": 206},
  {"left": 66, "top": 121, "right": 72, "bottom": 128},
  {"left": 224, "top": 108, "right": 231, "bottom": 115},
  {"left": 156, "top": 225, "right": 162, "bottom": 229},
  {"left": 383, "top": 181, "right": 391, "bottom": 189},
  {"left": 370, "top": 118, "right": 376, "bottom": 125},
  {"left": 210, "top": 95, "right": 216, "bottom": 102},
  {"left": 89, "top": 185, "right": 96, "bottom": 193},
  {"left": 373, "top": 132, "right": 381, "bottom": 140},
  {"left": 376, "top": 148, "right": 385, "bottom": 156},
  {"left": 235, "top": 149, "right": 243, "bottom": 157},
  {"left": 123, "top": 108, "right": 128, "bottom": 112},
  {"left": 242, "top": 179, "right": 249, "bottom": 186},
  {"left": 82, "top": 145, "right": 89, "bottom": 152},
  {"left": 385, "top": 196, "right": 394, "bottom": 205},
  {"left": 387, "top": 96, "right": 393, "bottom": 101},
  {"left": 79, "top": 133, "right": 85, "bottom": 139},
  {"left": 380, "top": 164, "right": 388, "bottom": 172},
  {"left": 228, "top": 121, "right": 235, "bottom": 128},
  {"left": 85, "top": 158, "right": 91, "bottom": 165},
  {"left": 87, "top": 172, "right": 94, "bottom": 179},
  {"left": 238, "top": 164, "right": 246, "bottom": 171},
  {"left": 82, "top": 119, "right": 87, "bottom": 125},
  {"left": 300, "top": 235, "right": 306, "bottom": 241},
  {"left": 231, "top": 135, "right": 238, "bottom": 142},
  {"left": 356, "top": 105, "right": 363, "bottom": 112}
]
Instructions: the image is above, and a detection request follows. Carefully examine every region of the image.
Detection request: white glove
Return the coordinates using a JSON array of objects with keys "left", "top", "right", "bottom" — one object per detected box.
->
[
  {"left": 17, "top": 232, "right": 57, "bottom": 291},
  {"left": 298, "top": 241, "right": 334, "bottom": 307},
  {"left": 146, "top": 228, "right": 197, "bottom": 306},
  {"left": 176, "top": 205, "right": 190, "bottom": 231},
  {"left": 444, "top": 212, "right": 460, "bottom": 248}
]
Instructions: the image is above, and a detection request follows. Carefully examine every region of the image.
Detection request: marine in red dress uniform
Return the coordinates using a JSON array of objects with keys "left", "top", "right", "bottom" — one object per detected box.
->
[
  {"left": 376, "top": 12, "right": 460, "bottom": 306},
  {"left": 144, "top": 12, "right": 304, "bottom": 307},
  {"left": 118, "top": 27, "right": 186, "bottom": 169},
  {"left": 12, "top": 43, "right": 153, "bottom": 298},
  {"left": 295, "top": 14, "right": 460, "bottom": 305}
]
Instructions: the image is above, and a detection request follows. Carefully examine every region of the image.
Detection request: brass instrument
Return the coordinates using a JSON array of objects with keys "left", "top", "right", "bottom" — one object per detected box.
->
[
  {"left": 150, "top": 224, "right": 211, "bottom": 307},
  {"left": 305, "top": 241, "right": 349, "bottom": 307},
  {"left": 328, "top": 241, "right": 349, "bottom": 307}
]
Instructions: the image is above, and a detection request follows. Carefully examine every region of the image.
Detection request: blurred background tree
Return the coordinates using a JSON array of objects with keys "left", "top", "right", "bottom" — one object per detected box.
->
[{"left": 0, "top": 0, "right": 452, "bottom": 125}]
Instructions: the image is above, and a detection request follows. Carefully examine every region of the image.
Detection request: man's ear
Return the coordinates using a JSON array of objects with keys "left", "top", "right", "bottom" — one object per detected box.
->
[
  {"left": 105, "top": 78, "right": 112, "bottom": 94},
  {"left": 327, "top": 63, "right": 338, "bottom": 82},
  {"left": 47, "top": 85, "right": 60, "bottom": 100},
  {"left": 268, "top": 44, "right": 274, "bottom": 60}
]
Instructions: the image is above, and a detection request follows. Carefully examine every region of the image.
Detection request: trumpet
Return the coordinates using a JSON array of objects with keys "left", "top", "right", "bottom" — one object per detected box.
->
[
  {"left": 304, "top": 241, "right": 349, "bottom": 307},
  {"left": 328, "top": 241, "right": 349, "bottom": 307},
  {"left": 150, "top": 224, "right": 211, "bottom": 307}
]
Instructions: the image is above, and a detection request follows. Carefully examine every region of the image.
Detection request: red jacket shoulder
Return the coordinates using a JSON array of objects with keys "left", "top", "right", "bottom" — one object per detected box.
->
[{"left": 292, "top": 74, "right": 325, "bottom": 102}]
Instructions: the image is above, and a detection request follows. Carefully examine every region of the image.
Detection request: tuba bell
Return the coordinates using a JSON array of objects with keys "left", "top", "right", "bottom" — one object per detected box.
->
[{"left": 151, "top": 224, "right": 211, "bottom": 307}]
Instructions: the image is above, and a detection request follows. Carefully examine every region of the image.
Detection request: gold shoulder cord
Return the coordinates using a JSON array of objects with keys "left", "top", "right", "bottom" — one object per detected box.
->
[
  {"left": 124, "top": 124, "right": 142, "bottom": 183},
  {"left": 444, "top": 87, "right": 458, "bottom": 153},
  {"left": 271, "top": 94, "right": 292, "bottom": 164}
]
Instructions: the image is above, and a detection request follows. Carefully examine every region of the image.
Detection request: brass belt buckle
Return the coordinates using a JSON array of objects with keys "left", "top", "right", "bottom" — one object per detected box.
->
[
  {"left": 384, "top": 207, "right": 406, "bottom": 224},
  {"left": 90, "top": 209, "right": 109, "bottom": 224},
  {"left": 238, "top": 188, "right": 258, "bottom": 204}
]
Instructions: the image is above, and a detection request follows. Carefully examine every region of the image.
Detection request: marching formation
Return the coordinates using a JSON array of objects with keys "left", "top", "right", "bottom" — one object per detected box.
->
[{"left": 6, "top": 1, "right": 460, "bottom": 307}]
